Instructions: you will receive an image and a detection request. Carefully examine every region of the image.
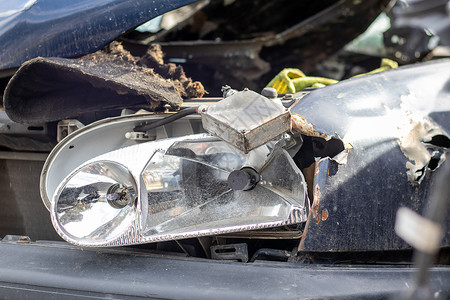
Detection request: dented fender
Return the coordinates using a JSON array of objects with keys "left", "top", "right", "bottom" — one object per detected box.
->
[{"left": 290, "top": 60, "right": 450, "bottom": 252}]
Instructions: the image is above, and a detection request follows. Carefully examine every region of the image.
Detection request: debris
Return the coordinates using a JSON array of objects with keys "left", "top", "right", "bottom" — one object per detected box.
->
[{"left": 84, "top": 41, "right": 206, "bottom": 99}]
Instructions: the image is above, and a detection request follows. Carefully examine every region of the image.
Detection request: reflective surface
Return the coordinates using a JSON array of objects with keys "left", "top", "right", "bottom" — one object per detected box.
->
[
  {"left": 53, "top": 161, "right": 137, "bottom": 243},
  {"left": 142, "top": 147, "right": 307, "bottom": 237},
  {"left": 40, "top": 114, "right": 204, "bottom": 211},
  {"left": 166, "top": 136, "right": 289, "bottom": 172}
]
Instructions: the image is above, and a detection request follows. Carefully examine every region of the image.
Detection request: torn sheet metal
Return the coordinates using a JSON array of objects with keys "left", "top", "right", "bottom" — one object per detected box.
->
[
  {"left": 298, "top": 156, "right": 450, "bottom": 252},
  {"left": 291, "top": 59, "right": 450, "bottom": 252},
  {"left": 290, "top": 59, "right": 450, "bottom": 184},
  {"left": 395, "top": 108, "right": 447, "bottom": 183},
  {"left": 291, "top": 113, "right": 330, "bottom": 141}
]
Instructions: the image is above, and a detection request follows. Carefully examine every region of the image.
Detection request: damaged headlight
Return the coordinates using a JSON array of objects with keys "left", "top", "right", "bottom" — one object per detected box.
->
[
  {"left": 50, "top": 134, "right": 307, "bottom": 247},
  {"left": 43, "top": 89, "right": 310, "bottom": 247}
]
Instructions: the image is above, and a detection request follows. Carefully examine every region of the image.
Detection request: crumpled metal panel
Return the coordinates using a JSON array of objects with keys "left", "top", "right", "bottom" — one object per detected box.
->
[
  {"left": 3, "top": 57, "right": 183, "bottom": 124},
  {"left": 291, "top": 59, "right": 450, "bottom": 252},
  {"left": 0, "top": 0, "right": 197, "bottom": 70}
]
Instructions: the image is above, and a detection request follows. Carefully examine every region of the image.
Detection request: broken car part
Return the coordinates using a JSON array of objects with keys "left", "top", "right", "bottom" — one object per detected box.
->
[
  {"left": 199, "top": 89, "right": 291, "bottom": 153},
  {"left": 41, "top": 113, "right": 206, "bottom": 211},
  {"left": 49, "top": 134, "right": 307, "bottom": 247},
  {"left": 0, "top": 0, "right": 449, "bottom": 297},
  {"left": 124, "top": 0, "right": 391, "bottom": 95},
  {"left": 291, "top": 59, "right": 450, "bottom": 253},
  {"left": 42, "top": 88, "right": 308, "bottom": 247},
  {"left": 3, "top": 57, "right": 180, "bottom": 123},
  {"left": 38, "top": 60, "right": 450, "bottom": 252}
]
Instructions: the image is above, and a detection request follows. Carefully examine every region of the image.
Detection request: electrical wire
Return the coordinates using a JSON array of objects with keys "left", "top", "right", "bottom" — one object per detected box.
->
[{"left": 133, "top": 107, "right": 198, "bottom": 132}]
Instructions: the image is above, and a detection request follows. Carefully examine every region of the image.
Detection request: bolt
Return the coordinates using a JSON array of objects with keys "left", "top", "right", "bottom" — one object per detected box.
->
[
  {"left": 221, "top": 85, "right": 237, "bottom": 98},
  {"left": 283, "top": 133, "right": 292, "bottom": 141},
  {"left": 282, "top": 94, "right": 293, "bottom": 100},
  {"left": 261, "top": 87, "right": 278, "bottom": 99}
]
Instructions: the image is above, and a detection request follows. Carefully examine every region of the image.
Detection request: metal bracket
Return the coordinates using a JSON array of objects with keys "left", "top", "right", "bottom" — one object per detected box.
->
[{"left": 57, "top": 119, "right": 85, "bottom": 142}]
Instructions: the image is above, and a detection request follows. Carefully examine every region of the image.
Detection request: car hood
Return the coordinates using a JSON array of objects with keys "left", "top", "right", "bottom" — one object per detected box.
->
[{"left": 0, "top": 0, "right": 197, "bottom": 70}]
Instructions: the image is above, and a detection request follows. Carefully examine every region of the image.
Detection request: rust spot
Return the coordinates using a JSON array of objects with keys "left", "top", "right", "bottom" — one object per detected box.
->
[
  {"left": 314, "top": 164, "right": 320, "bottom": 176},
  {"left": 291, "top": 113, "right": 330, "bottom": 140},
  {"left": 321, "top": 208, "right": 329, "bottom": 221},
  {"left": 301, "top": 229, "right": 307, "bottom": 240},
  {"left": 312, "top": 184, "right": 321, "bottom": 210},
  {"left": 312, "top": 203, "right": 319, "bottom": 211},
  {"left": 298, "top": 212, "right": 312, "bottom": 251},
  {"left": 311, "top": 184, "right": 322, "bottom": 224},
  {"left": 315, "top": 214, "right": 321, "bottom": 224}
]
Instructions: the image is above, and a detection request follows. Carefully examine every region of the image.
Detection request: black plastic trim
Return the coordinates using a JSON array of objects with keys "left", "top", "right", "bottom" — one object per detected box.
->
[{"left": 0, "top": 241, "right": 448, "bottom": 299}]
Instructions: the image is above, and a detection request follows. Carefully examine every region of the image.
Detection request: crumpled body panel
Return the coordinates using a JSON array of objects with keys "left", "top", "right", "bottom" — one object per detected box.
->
[{"left": 290, "top": 59, "right": 450, "bottom": 251}]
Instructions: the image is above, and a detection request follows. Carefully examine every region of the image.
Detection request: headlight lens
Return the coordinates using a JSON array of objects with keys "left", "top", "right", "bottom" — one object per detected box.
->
[
  {"left": 49, "top": 134, "right": 308, "bottom": 247},
  {"left": 52, "top": 161, "right": 137, "bottom": 245},
  {"left": 141, "top": 139, "right": 305, "bottom": 239}
]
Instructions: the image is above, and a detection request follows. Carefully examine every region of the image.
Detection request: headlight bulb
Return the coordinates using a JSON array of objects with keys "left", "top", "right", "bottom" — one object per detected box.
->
[
  {"left": 106, "top": 183, "right": 134, "bottom": 209},
  {"left": 227, "top": 167, "right": 260, "bottom": 191}
]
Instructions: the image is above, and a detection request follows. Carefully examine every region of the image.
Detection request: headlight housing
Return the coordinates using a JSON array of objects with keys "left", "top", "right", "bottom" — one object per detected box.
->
[{"left": 49, "top": 134, "right": 308, "bottom": 247}]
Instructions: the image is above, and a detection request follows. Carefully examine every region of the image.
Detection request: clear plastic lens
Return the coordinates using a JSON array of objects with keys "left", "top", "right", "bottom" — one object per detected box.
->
[
  {"left": 50, "top": 134, "right": 307, "bottom": 247},
  {"left": 165, "top": 136, "right": 291, "bottom": 172},
  {"left": 165, "top": 138, "right": 245, "bottom": 172},
  {"left": 142, "top": 147, "right": 307, "bottom": 238},
  {"left": 53, "top": 161, "right": 137, "bottom": 243},
  {"left": 142, "top": 152, "right": 231, "bottom": 231}
]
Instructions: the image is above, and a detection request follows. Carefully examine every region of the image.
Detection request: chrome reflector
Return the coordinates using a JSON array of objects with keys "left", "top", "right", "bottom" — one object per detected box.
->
[{"left": 53, "top": 161, "right": 137, "bottom": 244}]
